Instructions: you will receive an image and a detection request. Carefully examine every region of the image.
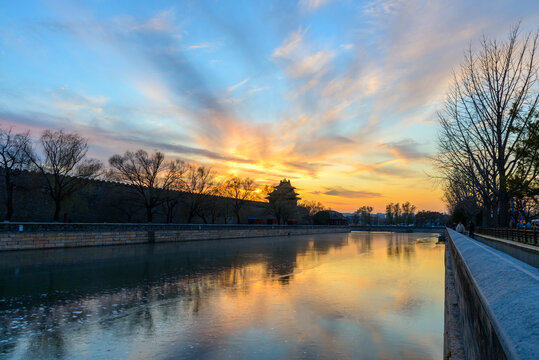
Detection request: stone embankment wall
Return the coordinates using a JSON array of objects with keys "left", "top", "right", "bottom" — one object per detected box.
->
[
  {"left": 444, "top": 229, "right": 539, "bottom": 360},
  {"left": 0, "top": 223, "right": 350, "bottom": 251}
]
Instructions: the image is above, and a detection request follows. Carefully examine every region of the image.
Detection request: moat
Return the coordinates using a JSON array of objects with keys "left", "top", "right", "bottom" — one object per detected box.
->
[{"left": 0, "top": 232, "right": 444, "bottom": 359}]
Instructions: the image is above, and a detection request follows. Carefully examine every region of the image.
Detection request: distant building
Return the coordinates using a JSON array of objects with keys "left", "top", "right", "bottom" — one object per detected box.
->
[
  {"left": 266, "top": 179, "right": 300, "bottom": 225},
  {"left": 314, "top": 210, "right": 348, "bottom": 226}
]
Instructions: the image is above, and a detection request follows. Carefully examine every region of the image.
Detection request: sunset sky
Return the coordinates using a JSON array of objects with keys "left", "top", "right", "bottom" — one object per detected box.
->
[{"left": 1, "top": 0, "right": 538, "bottom": 213}]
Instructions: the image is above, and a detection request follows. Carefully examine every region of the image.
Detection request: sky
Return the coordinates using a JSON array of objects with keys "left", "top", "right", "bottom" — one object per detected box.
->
[{"left": 0, "top": 0, "right": 538, "bottom": 213}]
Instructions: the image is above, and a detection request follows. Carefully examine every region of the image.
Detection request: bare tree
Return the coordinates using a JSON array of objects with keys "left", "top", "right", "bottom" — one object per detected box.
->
[
  {"left": 513, "top": 196, "right": 539, "bottom": 223},
  {"left": 299, "top": 200, "right": 325, "bottom": 224},
  {"left": 300, "top": 200, "right": 325, "bottom": 217},
  {"left": 401, "top": 202, "right": 416, "bottom": 225},
  {"left": 441, "top": 165, "right": 484, "bottom": 222},
  {"left": 392, "top": 203, "right": 401, "bottom": 224},
  {"left": 28, "top": 129, "right": 103, "bottom": 221},
  {"left": 223, "top": 176, "right": 257, "bottom": 224},
  {"left": 161, "top": 175, "right": 186, "bottom": 224},
  {"left": 161, "top": 190, "right": 182, "bottom": 224},
  {"left": 356, "top": 206, "right": 374, "bottom": 225},
  {"left": 385, "top": 203, "right": 394, "bottom": 225},
  {"left": 385, "top": 203, "right": 405, "bottom": 224},
  {"left": 0, "top": 127, "right": 32, "bottom": 220},
  {"left": 161, "top": 162, "right": 189, "bottom": 224},
  {"left": 182, "top": 165, "right": 215, "bottom": 223},
  {"left": 507, "top": 119, "right": 539, "bottom": 223},
  {"left": 436, "top": 24, "right": 539, "bottom": 226},
  {"left": 200, "top": 181, "right": 230, "bottom": 224},
  {"left": 108, "top": 150, "right": 185, "bottom": 222}
]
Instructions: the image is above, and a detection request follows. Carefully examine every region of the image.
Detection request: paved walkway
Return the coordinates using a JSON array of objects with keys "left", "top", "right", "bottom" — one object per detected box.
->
[{"left": 448, "top": 229, "right": 539, "bottom": 359}]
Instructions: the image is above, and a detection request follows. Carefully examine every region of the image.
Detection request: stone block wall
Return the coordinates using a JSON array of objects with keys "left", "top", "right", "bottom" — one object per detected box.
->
[
  {"left": 0, "top": 224, "right": 350, "bottom": 251},
  {"left": 0, "top": 170, "right": 274, "bottom": 223}
]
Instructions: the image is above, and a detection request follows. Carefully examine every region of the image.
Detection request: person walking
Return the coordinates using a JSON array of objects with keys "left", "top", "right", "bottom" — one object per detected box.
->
[
  {"left": 456, "top": 221, "right": 465, "bottom": 234},
  {"left": 468, "top": 221, "right": 475, "bottom": 238}
]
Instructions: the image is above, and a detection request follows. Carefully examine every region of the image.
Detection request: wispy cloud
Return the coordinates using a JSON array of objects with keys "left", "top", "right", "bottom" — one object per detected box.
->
[
  {"left": 49, "top": 86, "right": 108, "bottom": 113},
  {"left": 272, "top": 26, "right": 334, "bottom": 79},
  {"left": 363, "top": 0, "right": 405, "bottom": 16},
  {"left": 247, "top": 86, "right": 269, "bottom": 95},
  {"left": 292, "top": 134, "right": 355, "bottom": 159},
  {"left": 127, "top": 9, "right": 177, "bottom": 33},
  {"left": 272, "top": 27, "right": 308, "bottom": 59},
  {"left": 299, "top": 0, "right": 332, "bottom": 12},
  {"left": 2, "top": 0, "right": 537, "bottom": 212},
  {"left": 381, "top": 139, "right": 429, "bottom": 161},
  {"left": 187, "top": 41, "right": 222, "bottom": 51},
  {"left": 288, "top": 50, "right": 334, "bottom": 78},
  {"left": 322, "top": 187, "right": 382, "bottom": 198},
  {"left": 226, "top": 78, "right": 249, "bottom": 93}
]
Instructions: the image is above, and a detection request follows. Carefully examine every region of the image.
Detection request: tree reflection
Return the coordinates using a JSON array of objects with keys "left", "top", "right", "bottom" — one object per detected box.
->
[
  {"left": 0, "top": 233, "right": 355, "bottom": 357},
  {"left": 386, "top": 234, "right": 416, "bottom": 262}
]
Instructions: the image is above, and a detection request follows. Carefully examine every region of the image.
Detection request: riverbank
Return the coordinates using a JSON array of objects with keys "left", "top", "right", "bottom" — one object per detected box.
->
[{"left": 0, "top": 223, "right": 350, "bottom": 251}]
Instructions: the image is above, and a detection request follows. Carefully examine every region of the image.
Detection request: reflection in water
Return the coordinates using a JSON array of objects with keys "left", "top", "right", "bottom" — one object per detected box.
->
[
  {"left": 0, "top": 232, "right": 444, "bottom": 359},
  {"left": 387, "top": 233, "right": 417, "bottom": 261}
]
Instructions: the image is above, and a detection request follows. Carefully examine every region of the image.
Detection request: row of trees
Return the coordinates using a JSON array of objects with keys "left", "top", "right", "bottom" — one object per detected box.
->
[
  {"left": 0, "top": 127, "right": 273, "bottom": 223},
  {"left": 0, "top": 126, "right": 309, "bottom": 223},
  {"left": 351, "top": 202, "right": 418, "bottom": 225},
  {"left": 435, "top": 24, "right": 539, "bottom": 226},
  {"left": 352, "top": 203, "right": 448, "bottom": 226},
  {"left": 385, "top": 202, "right": 416, "bottom": 225},
  {"left": 353, "top": 206, "right": 373, "bottom": 225}
]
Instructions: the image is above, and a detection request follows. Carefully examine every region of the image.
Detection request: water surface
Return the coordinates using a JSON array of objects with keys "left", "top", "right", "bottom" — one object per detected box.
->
[{"left": 0, "top": 232, "right": 444, "bottom": 359}]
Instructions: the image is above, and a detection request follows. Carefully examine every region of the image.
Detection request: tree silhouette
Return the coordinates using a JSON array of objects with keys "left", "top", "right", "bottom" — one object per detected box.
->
[
  {"left": 28, "top": 129, "right": 102, "bottom": 222},
  {"left": 0, "top": 127, "right": 31, "bottom": 220},
  {"left": 108, "top": 150, "right": 185, "bottom": 222}
]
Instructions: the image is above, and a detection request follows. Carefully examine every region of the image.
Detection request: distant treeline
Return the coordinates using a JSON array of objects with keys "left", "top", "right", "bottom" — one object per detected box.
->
[{"left": 349, "top": 203, "right": 448, "bottom": 226}]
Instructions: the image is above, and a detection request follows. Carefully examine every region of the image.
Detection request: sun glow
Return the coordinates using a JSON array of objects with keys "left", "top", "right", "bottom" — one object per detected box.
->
[{"left": 2, "top": 0, "right": 531, "bottom": 213}]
